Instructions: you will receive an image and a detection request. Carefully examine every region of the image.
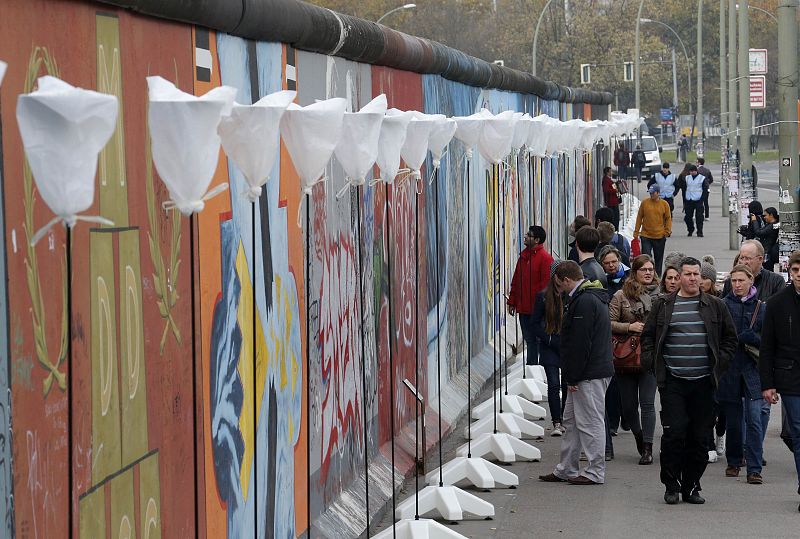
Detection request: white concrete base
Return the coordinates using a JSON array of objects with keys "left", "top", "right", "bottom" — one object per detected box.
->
[
  {"left": 395, "top": 485, "right": 494, "bottom": 521},
  {"left": 471, "top": 393, "right": 546, "bottom": 420},
  {"left": 464, "top": 412, "right": 545, "bottom": 440},
  {"left": 372, "top": 518, "right": 470, "bottom": 539},
  {"left": 502, "top": 377, "right": 545, "bottom": 403},
  {"left": 455, "top": 432, "right": 541, "bottom": 462},
  {"left": 425, "top": 456, "right": 519, "bottom": 489}
]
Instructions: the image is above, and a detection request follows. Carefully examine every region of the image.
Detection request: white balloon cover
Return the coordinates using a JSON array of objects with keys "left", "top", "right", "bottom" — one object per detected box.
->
[
  {"left": 376, "top": 109, "right": 412, "bottom": 183},
  {"left": 16, "top": 75, "right": 118, "bottom": 243},
  {"left": 0, "top": 60, "right": 6, "bottom": 87},
  {"left": 544, "top": 116, "right": 574, "bottom": 155},
  {"left": 400, "top": 112, "right": 435, "bottom": 179},
  {"left": 280, "top": 97, "right": 348, "bottom": 192},
  {"left": 428, "top": 116, "right": 457, "bottom": 168},
  {"left": 147, "top": 76, "right": 237, "bottom": 216},
  {"left": 333, "top": 94, "right": 387, "bottom": 196},
  {"left": 477, "top": 109, "right": 517, "bottom": 164},
  {"left": 526, "top": 114, "right": 552, "bottom": 158},
  {"left": 452, "top": 114, "right": 485, "bottom": 158},
  {"left": 511, "top": 113, "right": 531, "bottom": 150},
  {"left": 218, "top": 90, "right": 296, "bottom": 203}
]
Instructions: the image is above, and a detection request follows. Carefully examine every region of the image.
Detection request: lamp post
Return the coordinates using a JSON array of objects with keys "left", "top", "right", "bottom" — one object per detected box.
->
[
  {"left": 777, "top": 0, "right": 799, "bottom": 268},
  {"left": 720, "top": 0, "right": 729, "bottom": 216},
  {"left": 639, "top": 18, "right": 694, "bottom": 120},
  {"left": 697, "top": 0, "right": 704, "bottom": 145},
  {"left": 739, "top": 0, "right": 752, "bottom": 196},
  {"left": 728, "top": 0, "right": 739, "bottom": 248},
  {"left": 376, "top": 3, "right": 416, "bottom": 25},
  {"left": 736, "top": 3, "right": 778, "bottom": 21},
  {"left": 531, "top": 0, "right": 558, "bottom": 76},
  {"left": 635, "top": 0, "right": 646, "bottom": 110}
]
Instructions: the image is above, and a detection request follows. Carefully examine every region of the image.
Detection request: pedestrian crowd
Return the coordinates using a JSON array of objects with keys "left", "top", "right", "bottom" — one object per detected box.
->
[{"left": 506, "top": 177, "right": 800, "bottom": 511}]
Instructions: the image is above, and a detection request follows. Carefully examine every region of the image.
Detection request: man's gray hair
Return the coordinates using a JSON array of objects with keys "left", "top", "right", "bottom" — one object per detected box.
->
[{"left": 741, "top": 239, "right": 765, "bottom": 257}]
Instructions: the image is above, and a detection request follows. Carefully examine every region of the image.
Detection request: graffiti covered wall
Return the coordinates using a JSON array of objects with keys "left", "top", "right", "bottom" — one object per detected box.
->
[{"left": 0, "top": 1, "right": 606, "bottom": 537}]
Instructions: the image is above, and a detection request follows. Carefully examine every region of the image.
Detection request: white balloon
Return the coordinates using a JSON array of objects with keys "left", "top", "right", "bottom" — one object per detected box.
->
[
  {"left": 0, "top": 60, "right": 6, "bottom": 88},
  {"left": 280, "top": 97, "right": 348, "bottom": 190},
  {"left": 376, "top": 109, "right": 412, "bottom": 183},
  {"left": 526, "top": 114, "right": 552, "bottom": 158},
  {"left": 477, "top": 109, "right": 517, "bottom": 164},
  {"left": 428, "top": 116, "right": 457, "bottom": 168},
  {"left": 511, "top": 113, "right": 531, "bottom": 150},
  {"left": 333, "top": 94, "right": 387, "bottom": 191},
  {"left": 452, "top": 114, "right": 485, "bottom": 158},
  {"left": 147, "top": 76, "right": 237, "bottom": 216},
  {"left": 400, "top": 111, "right": 435, "bottom": 177},
  {"left": 218, "top": 90, "right": 296, "bottom": 202},
  {"left": 16, "top": 75, "right": 118, "bottom": 239}
]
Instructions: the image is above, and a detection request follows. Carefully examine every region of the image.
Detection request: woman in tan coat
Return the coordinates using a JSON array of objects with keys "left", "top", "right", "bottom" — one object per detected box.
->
[{"left": 609, "top": 254, "right": 660, "bottom": 465}]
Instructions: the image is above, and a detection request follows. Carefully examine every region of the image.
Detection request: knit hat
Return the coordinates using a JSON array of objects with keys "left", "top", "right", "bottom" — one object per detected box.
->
[
  {"left": 648, "top": 184, "right": 660, "bottom": 193},
  {"left": 701, "top": 255, "right": 717, "bottom": 282},
  {"left": 664, "top": 251, "right": 686, "bottom": 270},
  {"left": 550, "top": 259, "right": 561, "bottom": 279}
]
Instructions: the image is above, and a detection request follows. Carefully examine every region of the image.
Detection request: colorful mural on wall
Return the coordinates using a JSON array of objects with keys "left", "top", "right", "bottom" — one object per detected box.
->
[{"left": 0, "top": 2, "right": 606, "bottom": 537}]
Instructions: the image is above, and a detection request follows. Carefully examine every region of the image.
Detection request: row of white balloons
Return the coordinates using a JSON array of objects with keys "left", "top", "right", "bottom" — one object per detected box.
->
[{"left": 6, "top": 65, "right": 640, "bottom": 240}]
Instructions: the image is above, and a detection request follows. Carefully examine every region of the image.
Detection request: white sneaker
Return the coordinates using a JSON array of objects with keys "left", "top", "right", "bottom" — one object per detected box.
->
[
  {"left": 708, "top": 450, "right": 718, "bottom": 463},
  {"left": 550, "top": 423, "right": 565, "bottom": 437},
  {"left": 715, "top": 433, "right": 726, "bottom": 456}
]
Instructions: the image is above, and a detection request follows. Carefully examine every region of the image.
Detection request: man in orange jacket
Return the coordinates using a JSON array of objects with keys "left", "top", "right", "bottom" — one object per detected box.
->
[
  {"left": 633, "top": 185, "right": 672, "bottom": 276},
  {"left": 508, "top": 225, "right": 554, "bottom": 365}
]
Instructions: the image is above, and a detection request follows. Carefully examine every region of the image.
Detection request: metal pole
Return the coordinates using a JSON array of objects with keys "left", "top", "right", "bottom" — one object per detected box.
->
[
  {"left": 532, "top": 0, "right": 557, "bottom": 75},
  {"left": 739, "top": 0, "right": 753, "bottom": 195},
  {"left": 672, "top": 48, "right": 679, "bottom": 112},
  {"left": 635, "top": 0, "right": 646, "bottom": 110},
  {"left": 720, "top": 0, "right": 729, "bottom": 216},
  {"left": 777, "top": 0, "right": 800, "bottom": 268},
  {"left": 728, "top": 0, "right": 739, "bottom": 248},
  {"left": 697, "top": 0, "right": 704, "bottom": 144}
]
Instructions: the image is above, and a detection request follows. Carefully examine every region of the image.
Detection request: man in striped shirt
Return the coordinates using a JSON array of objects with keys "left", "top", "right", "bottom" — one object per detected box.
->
[{"left": 641, "top": 257, "right": 737, "bottom": 506}]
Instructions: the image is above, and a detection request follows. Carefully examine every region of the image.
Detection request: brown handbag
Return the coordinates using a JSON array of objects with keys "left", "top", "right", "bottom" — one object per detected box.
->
[
  {"left": 612, "top": 296, "right": 643, "bottom": 373},
  {"left": 612, "top": 334, "right": 642, "bottom": 373}
]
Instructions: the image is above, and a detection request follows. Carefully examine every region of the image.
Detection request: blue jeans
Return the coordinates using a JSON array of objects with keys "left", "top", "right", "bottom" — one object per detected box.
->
[
  {"left": 722, "top": 398, "right": 770, "bottom": 474},
  {"left": 780, "top": 395, "right": 800, "bottom": 488},
  {"left": 543, "top": 364, "right": 562, "bottom": 424}
]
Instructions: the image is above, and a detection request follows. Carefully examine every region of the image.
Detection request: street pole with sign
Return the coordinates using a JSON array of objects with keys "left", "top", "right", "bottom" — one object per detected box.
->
[{"left": 777, "top": 0, "right": 799, "bottom": 269}]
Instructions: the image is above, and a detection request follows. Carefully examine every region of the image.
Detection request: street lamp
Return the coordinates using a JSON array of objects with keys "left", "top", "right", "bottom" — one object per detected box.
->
[
  {"left": 376, "top": 3, "right": 416, "bottom": 25},
  {"left": 639, "top": 18, "right": 694, "bottom": 119},
  {"left": 736, "top": 3, "right": 778, "bottom": 21},
  {"left": 531, "top": 0, "right": 558, "bottom": 76}
]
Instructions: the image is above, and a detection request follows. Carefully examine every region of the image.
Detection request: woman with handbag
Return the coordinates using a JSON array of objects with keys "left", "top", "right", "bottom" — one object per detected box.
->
[
  {"left": 718, "top": 264, "right": 768, "bottom": 484},
  {"left": 609, "top": 254, "right": 660, "bottom": 465}
]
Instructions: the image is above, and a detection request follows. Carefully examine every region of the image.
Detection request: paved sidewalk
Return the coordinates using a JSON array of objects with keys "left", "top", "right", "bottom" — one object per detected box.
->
[{"left": 373, "top": 162, "right": 799, "bottom": 538}]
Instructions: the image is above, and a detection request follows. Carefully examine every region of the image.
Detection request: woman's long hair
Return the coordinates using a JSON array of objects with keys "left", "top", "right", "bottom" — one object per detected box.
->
[
  {"left": 622, "top": 254, "right": 659, "bottom": 300},
  {"left": 544, "top": 277, "right": 563, "bottom": 335}
]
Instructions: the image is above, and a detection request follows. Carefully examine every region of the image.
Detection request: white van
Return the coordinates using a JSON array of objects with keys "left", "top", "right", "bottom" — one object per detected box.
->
[{"left": 626, "top": 136, "right": 662, "bottom": 180}]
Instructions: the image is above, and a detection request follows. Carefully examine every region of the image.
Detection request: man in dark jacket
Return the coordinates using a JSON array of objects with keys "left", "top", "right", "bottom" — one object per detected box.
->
[
  {"left": 721, "top": 240, "right": 786, "bottom": 300},
  {"left": 508, "top": 225, "right": 554, "bottom": 365},
  {"left": 539, "top": 261, "right": 614, "bottom": 485},
  {"left": 575, "top": 226, "right": 608, "bottom": 289},
  {"left": 760, "top": 251, "right": 800, "bottom": 512},
  {"left": 641, "top": 257, "right": 738, "bottom": 505}
]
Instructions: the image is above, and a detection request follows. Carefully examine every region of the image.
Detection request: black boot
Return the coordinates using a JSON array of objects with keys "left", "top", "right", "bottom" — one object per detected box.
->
[
  {"left": 634, "top": 431, "right": 644, "bottom": 456},
  {"left": 639, "top": 442, "right": 653, "bottom": 465}
]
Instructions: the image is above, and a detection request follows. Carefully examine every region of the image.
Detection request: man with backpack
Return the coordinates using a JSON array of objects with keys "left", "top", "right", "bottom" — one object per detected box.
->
[{"left": 614, "top": 142, "right": 630, "bottom": 182}]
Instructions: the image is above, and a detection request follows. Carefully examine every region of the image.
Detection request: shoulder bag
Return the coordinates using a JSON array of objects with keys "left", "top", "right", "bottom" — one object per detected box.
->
[
  {"left": 744, "top": 300, "right": 762, "bottom": 363},
  {"left": 612, "top": 297, "right": 642, "bottom": 374}
]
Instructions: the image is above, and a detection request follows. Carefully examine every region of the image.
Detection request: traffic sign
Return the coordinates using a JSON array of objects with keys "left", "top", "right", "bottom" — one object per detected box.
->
[
  {"left": 749, "top": 49, "right": 768, "bottom": 75},
  {"left": 750, "top": 76, "right": 766, "bottom": 109},
  {"left": 782, "top": 157, "right": 792, "bottom": 167}
]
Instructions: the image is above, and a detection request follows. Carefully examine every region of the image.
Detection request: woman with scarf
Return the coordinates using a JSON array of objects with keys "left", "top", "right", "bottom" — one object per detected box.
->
[
  {"left": 718, "top": 264, "right": 768, "bottom": 484},
  {"left": 609, "top": 254, "right": 661, "bottom": 465},
  {"left": 598, "top": 245, "right": 630, "bottom": 296}
]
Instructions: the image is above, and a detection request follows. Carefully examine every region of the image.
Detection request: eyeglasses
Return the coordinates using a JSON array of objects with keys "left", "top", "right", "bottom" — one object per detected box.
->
[
  {"left": 638, "top": 267, "right": 655, "bottom": 273},
  {"left": 738, "top": 255, "right": 761, "bottom": 262}
]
